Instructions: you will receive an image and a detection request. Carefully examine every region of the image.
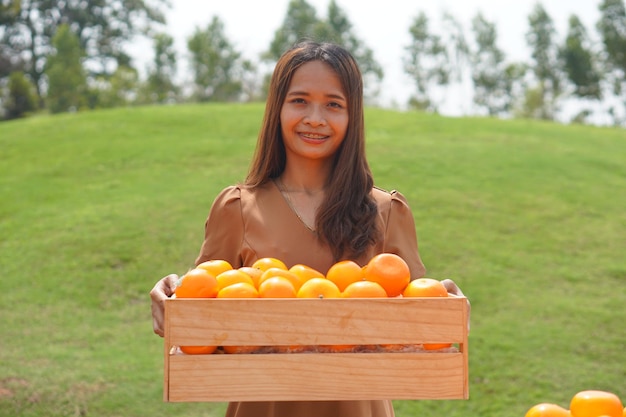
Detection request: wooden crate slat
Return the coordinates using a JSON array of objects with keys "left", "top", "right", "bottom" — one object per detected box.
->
[
  {"left": 167, "top": 352, "right": 466, "bottom": 402},
  {"left": 165, "top": 297, "right": 467, "bottom": 346}
]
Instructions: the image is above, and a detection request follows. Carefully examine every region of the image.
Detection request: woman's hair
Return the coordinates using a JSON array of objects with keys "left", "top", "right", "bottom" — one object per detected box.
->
[{"left": 245, "top": 41, "right": 380, "bottom": 261}]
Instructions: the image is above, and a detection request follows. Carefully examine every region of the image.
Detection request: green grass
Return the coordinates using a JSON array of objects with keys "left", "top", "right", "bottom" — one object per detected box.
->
[{"left": 1, "top": 103, "right": 624, "bottom": 417}]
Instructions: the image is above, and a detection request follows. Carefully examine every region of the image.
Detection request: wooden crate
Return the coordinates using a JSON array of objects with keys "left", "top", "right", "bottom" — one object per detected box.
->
[{"left": 163, "top": 297, "right": 469, "bottom": 402}]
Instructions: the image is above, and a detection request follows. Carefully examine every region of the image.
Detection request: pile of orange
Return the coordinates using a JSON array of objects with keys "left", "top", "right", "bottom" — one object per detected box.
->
[
  {"left": 174, "top": 253, "right": 449, "bottom": 300},
  {"left": 173, "top": 253, "right": 454, "bottom": 354},
  {"left": 525, "top": 390, "right": 624, "bottom": 417}
]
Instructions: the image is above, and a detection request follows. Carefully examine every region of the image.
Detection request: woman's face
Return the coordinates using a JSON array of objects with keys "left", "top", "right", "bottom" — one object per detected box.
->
[{"left": 280, "top": 60, "right": 349, "bottom": 165}]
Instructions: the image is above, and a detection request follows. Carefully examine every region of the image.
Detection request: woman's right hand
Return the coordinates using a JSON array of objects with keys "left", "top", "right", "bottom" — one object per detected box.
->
[{"left": 150, "top": 274, "right": 179, "bottom": 337}]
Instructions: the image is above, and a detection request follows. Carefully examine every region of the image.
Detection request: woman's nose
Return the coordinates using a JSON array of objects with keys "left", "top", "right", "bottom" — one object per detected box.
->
[{"left": 303, "top": 105, "right": 327, "bottom": 126}]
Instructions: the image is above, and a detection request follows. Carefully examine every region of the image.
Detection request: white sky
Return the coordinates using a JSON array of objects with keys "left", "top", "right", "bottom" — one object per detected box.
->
[{"left": 138, "top": 0, "right": 603, "bottom": 114}]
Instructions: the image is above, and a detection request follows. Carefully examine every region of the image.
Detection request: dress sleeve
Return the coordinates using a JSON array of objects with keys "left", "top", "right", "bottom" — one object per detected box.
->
[
  {"left": 195, "top": 186, "right": 245, "bottom": 268},
  {"left": 384, "top": 190, "right": 427, "bottom": 279}
]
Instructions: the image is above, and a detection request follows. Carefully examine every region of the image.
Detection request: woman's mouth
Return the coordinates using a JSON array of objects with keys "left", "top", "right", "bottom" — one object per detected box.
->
[{"left": 299, "top": 132, "right": 329, "bottom": 142}]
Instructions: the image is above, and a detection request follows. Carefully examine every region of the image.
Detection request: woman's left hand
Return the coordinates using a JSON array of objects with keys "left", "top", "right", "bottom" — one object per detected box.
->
[{"left": 441, "top": 279, "right": 470, "bottom": 331}]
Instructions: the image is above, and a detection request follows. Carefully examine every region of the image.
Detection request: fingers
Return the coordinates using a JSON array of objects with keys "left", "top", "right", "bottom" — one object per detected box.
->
[
  {"left": 441, "top": 278, "right": 463, "bottom": 297},
  {"left": 150, "top": 274, "right": 179, "bottom": 338},
  {"left": 440, "top": 279, "right": 471, "bottom": 333}
]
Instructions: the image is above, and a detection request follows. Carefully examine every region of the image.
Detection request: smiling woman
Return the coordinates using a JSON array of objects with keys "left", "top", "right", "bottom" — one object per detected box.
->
[{"left": 150, "top": 40, "right": 466, "bottom": 417}]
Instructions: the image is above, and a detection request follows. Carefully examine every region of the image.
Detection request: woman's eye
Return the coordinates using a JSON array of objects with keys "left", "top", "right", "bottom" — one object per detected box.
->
[{"left": 328, "top": 102, "right": 344, "bottom": 109}]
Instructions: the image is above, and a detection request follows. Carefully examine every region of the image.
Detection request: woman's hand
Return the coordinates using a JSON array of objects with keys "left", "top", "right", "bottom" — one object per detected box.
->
[
  {"left": 150, "top": 274, "right": 178, "bottom": 337},
  {"left": 441, "top": 279, "right": 471, "bottom": 332},
  {"left": 441, "top": 279, "right": 464, "bottom": 297}
]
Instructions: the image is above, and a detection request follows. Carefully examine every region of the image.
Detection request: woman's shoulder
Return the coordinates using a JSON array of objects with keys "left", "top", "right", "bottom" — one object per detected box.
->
[
  {"left": 372, "top": 186, "right": 410, "bottom": 206},
  {"left": 213, "top": 182, "right": 275, "bottom": 206},
  {"left": 212, "top": 184, "right": 242, "bottom": 203}
]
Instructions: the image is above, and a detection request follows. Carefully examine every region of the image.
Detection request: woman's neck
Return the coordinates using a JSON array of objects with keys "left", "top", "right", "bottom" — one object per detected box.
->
[{"left": 280, "top": 161, "right": 330, "bottom": 194}]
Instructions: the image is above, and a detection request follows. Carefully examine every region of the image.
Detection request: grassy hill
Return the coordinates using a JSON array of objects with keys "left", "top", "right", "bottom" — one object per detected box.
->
[{"left": 1, "top": 103, "right": 624, "bottom": 417}]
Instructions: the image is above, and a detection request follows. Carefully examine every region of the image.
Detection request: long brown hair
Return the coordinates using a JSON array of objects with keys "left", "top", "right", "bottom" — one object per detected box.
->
[{"left": 245, "top": 41, "right": 379, "bottom": 261}]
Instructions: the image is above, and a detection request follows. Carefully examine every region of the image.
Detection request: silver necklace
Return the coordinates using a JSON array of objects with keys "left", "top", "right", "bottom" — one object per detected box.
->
[{"left": 275, "top": 178, "right": 316, "bottom": 233}]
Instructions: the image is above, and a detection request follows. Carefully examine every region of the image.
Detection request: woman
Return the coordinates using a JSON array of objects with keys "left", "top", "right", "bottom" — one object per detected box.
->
[{"left": 151, "top": 41, "right": 465, "bottom": 417}]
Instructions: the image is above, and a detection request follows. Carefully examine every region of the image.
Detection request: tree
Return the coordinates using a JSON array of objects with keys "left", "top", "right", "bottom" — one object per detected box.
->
[
  {"left": 2, "top": 0, "right": 169, "bottom": 108},
  {"left": 470, "top": 12, "right": 511, "bottom": 115},
  {"left": 4, "top": 71, "right": 38, "bottom": 119},
  {"left": 321, "top": 0, "right": 383, "bottom": 96},
  {"left": 440, "top": 12, "right": 470, "bottom": 84},
  {"left": 560, "top": 15, "right": 602, "bottom": 99},
  {"left": 139, "top": 33, "right": 179, "bottom": 104},
  {"left": 525, "top": 3, "right": 562, "bottom": 120},
  {"left": 403, "top": 12, "right": 448, "bottom": 111},
  {"left": 92, "top": 65, "right": 139, "bottom": 108},
  {"left": 597, "top": 0, "right": 626, "bottom": 77},
  {"left": 266, "top": 0, "right": 321, "bottom": 61},
  {"left": 265, "top": 0, "right": 383, "bottom": 100},
  {"left": 187, "top": 16, "right": 252, "bottom": 102},
  {"left": 597, "top": 0, "right": 626, "bottom": 124},
  {"left": 45, "top": 24, "right": 87, "bottom": 113}
]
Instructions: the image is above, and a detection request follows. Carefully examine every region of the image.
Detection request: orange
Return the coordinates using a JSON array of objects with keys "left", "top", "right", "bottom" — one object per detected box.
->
[
  {"left": 258, "top": 276, "right": 297, "bottom": 298},
  {"left": 174, "top": 268, "right": 219, "bottom": 353},
  {"left": 252, "top": 257, "right": 288, "bottom": 271},
  {"left": 215, "top": 269, "right": 255, "bottom": 290},
  {"left": 403, "top": 278, "right": 450, "bottom": 349},
  {"left": 380, "top": 344, "right": 409, "bottom": 352},
  {"left": 223, "top": 345, "right": 260, "bottom": 354},
  {"left": 217, "top": 282, "right": 259, "bottom": 298},
  {"left": 258, "top": 267, "right": 304, "bottom": 291},
  {"left": 297, "top": 278, "right": 341, "bottom": 298},
  {"left": 289, "top": 264, "right": 325, "bottom": 283},
  {"left": 403, "top": 278, "right": 448, "bottom": 298},
  {"left": 174, "top": 268, "right": 219, "bottom": 298},
  {"left": 196, "top": 259, "right": 233, "bottom": 277},
  {"left": 324, "top": 344, "right": 356, "bottom": 353},
  {"left": 363, "top": 253, "right": 410, "bottom": 297},
  {"left": 218, "top": 286, "right": 260, "bottom": 354},
  {"left": 274, "top": 345, "right": 307, "bottom": 353},
  {"left": 217, "top": 282, "right": 260, "bottom": 353},
  {"left": 238, "top": 266, "right": 263, "bottom": 287},
  {"left": 570, "top": 390, "right": 623, "bottom": 417},
  {"left": 179, "top": 345, "right": 217, "bottom": 355},
  {"left": 525, "top": 403, "right": 571, "bottom": 417},
  {"left": 422, "top": 343, "right": 453, "bottom": 351},
  {"left": 326, "top": 260, "right": 364, "bottom": 292},
  {"left": 342, "top": 280, "right": 387, "bottom": 298}
]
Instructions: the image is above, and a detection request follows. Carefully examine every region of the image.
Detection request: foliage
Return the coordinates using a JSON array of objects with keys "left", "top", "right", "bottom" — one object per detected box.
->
[
  {"left": 1, "top": 0, "right": 169, "bottom": 105},
  {"left": 1, "top": 1, "right": 626, "bottom": 125},
  {"left": 597, "top": 0, "right": 626, "bottom": 74},
  {"left": 403, "top": 12, "right": 448, "bottom": 111},
  {"left": 0, "top": 103, "right": 624, "bottom": 417},
  {"left": 597, "top": 0, "right": 626, "bottom": 125},
  {"left": 45, "top": 24, "right": 87, "bottom": 114},
  {"left": 3, "top": 71, "right": 38, "bottom": 119},
  {"left": 560, "top": 15, "right": 602, "bottom": 99},
  {"left": 319, "top": 0, "right": 383, "bottom": 95},
  {"left": 525, "top": 3, "right": 562, "bottom": 120},
  {"left": 90, "top": 65, "right": 140, "bottom": 109},
  {"left": 470, "top": 13, "right": 517, "bottom": 116},
  {"left": 139, "top": 33, "right": 180, "bottom": 104},
  {"left": 266, "top": 0, "right": 321, "bottom": 60},
  {"left": 265, "top": 0, "right": 383, "bottom": 99},
  {"left": 187, "top": 16, "right": 253, "bottom": 102}
]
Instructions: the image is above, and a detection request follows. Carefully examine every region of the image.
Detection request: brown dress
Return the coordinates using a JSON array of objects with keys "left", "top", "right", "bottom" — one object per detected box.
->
[{"left": 195, "top": 181, "right": 427, "bottom": 417}]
